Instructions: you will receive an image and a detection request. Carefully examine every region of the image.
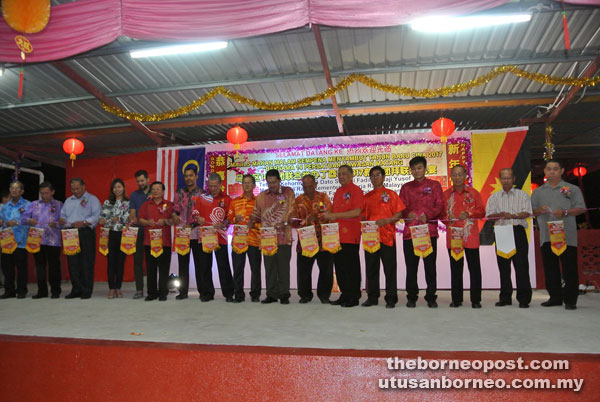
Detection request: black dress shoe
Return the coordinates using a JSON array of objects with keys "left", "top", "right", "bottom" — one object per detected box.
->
[
  {"left": 495, "top": 301, "right": 511, "bottom": 307},
  {"left": 330, "top": 298, "right": 344, "bottom": 305},
  {"left": 472, "top": 302, "right": 482, "bottom": 309},
  {"left": 158, "top": 295, "right": 167, "bottom": 301},
  {"left": 145, "top": 295, "right": 157, "bottom": 301},
  {"left": 51, "top": 294, "right": 60, "bottom": 299},
  {"left": 320, "top": 298, "right": 331, "bottom": 304},
  {"left": 406, "top": 300, "right": 416, "bottom": 308},
  {"left": 279, "top": 298, "right": 290, "bottom": 305},
  {"left": 541, "top": 300, "right": 562, "bottom": 307},
  {"left": 385, "top": 303, "right": 395, "bottom": 309},
  {"left": 519, "top": 303, "right": 529, "bottom": 308},
  {"left": 261, "top": 296, "right": 278, "bottom": 304},
  {"left": 0, "top": 292, "right": 16, "bottom": 299},
  {"left": 299, "top": 297, "right": 311, "bottom": 304},
  {"left": 361, "top": 299, "right": 378, "bottom": 307},
  {"left": 564, "top": 304, "right": 577, "bottom": 310},
  {"left": 32, "top": 294, "right": 48, "bottom": 299},
  {"left": 200, "top": 296, "right": 214, "bottom": 302},
  {"left": 64, "top": 292, "right": 80, "bottom": 299},
  {"left": 251, "top": 296, "right": 260, "bottom": 302},
  {"left": 233, "top": 299, "right": 243, "bottom": 303},
  {"left": 225, "top": 297, "right": 234, "bottom": 302},
  {"left": 341, "top": 300, "right": 358, "bottom": 307},
  {"left": 449, "top": 301, "right": 462, "bottom": 308},
  {"left": 16, "top": 293, "right": 27, "bottom": 299},
  {"left": 175, "top": 294, "right": 188, "bottom": 300},
  {"left": 427, "top": 301, "right": 438, "bottom": 308},
  {"left": 80, "top": 294, "right": 91, "bottom": 299}
]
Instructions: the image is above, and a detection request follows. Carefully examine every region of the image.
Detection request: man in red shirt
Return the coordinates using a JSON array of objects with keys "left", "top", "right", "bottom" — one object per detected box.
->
[
  {"left": 443, "top": 164, "right": 485, "bottom": 308},
  {"left": 227, "top": 174, "right": 261, "bottom": 302},
  {"left": 138, "top": 181, "right": 176, "bottom": 301},
  {"left": 399, "top": 156, "right": 444, "bottom": 308},
  {"left": 323, "top": 165, "right": 364, "bottom": 308},
  {"left": 362, "top": 166, "right": 406, "bottom": 309},
  {"left": 194, "top": 173, "right": 234, "bottom": 302}
]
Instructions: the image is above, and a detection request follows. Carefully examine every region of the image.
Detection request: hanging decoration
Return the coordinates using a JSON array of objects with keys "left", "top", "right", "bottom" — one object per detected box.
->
[
  {"left": 226, "top": 126, "right": 248, "bottom": 150},
  {"left": 431, "top": 117, "right": 455, "bottom": 143},
  {"left": 543, "top": 125, "right": 555, "bottom": 161},
  {"left": 573, "top": 166, "right": 587, "bottom": 177},
  {"left": 63, "top": 138, "right": 84, "bottom": 167},
  {"left": 100, "top": 65, "right": 600, "bottom": 122},
  {"left": 2, "top": 0, "right": 51, "bottom": 99},
  {"left": 531, "top": 183, "right": 539, "bottom": 192}
]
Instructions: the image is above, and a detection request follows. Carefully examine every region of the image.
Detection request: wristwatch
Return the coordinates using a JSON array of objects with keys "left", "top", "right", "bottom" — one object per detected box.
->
[{"left": 563, "top": 210, "right": 568, "bottom": 217}]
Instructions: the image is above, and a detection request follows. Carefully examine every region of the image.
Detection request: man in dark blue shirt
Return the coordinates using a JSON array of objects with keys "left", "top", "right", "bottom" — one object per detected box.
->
[{"left": 129, "top": 170, "right": 151, "bottom": 299}]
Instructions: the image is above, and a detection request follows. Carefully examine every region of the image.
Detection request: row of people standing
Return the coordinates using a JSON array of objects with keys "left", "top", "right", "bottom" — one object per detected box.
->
[{"left": 0, "top": 158, "right": 586, "bottom": 310}]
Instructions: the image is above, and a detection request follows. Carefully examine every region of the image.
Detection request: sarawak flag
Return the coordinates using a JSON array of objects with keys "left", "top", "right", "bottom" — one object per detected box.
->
[
  {"left": 548, "top": 221, "right": 567, "bottom": 256},
  {"left": 471, "top": 128, "right": 530, "bottom": 245},
  {"left": 157, "top": 146, "right": 206, "bottom": 202}
]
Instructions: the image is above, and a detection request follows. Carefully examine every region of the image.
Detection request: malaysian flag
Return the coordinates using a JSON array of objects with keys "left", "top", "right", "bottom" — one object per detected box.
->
[{"left": 157, "top": 146, "right": 206, "bottom": 201}]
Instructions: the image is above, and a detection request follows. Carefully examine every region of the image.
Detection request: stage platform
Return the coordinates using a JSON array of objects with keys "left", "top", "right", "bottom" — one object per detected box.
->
[{"left": 1, "top": 283, "right": 598, "bottom": 401}]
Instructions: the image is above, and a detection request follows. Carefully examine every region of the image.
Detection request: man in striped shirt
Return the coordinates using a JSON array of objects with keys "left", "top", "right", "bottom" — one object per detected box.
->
[{"left": 485, "top": 168, "right": 533, "bottom": 308}]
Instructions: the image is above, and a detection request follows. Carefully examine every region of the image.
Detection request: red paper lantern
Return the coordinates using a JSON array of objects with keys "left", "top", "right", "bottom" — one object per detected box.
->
[
  {"left": 63, "top": 138, "right": 84, "bottom": 166},
  {"left": 227, "top": 126, "right": 248, "bottom": 150},
  {"left": 431, "top": 118, "right": 455, "bottom": 143},
  {"left": 573, "top": 166, "right": 587, "bottom": 177},
  {"left": 531, "top": 183, "right": 539, "bottom": 192}
]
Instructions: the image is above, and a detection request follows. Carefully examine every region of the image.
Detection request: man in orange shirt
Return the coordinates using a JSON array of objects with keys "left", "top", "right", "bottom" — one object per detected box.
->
[
  {"left": 295, "top": 174, "right": 334, "bottom": 304},
  {"left": 443, "top": 164, "right": 485, "bottom": 308},
  {"left": 227, "top": 174, "right": 262, "bottom": 303},
  {"left": 194, "top": 173, "right": 234, "bottom": 302},
  {"left": 323, "top": 165, "right": 364, "bottom": 308},
  {"left": 362, "top": 166, "right": 406, "bottom": 309}
]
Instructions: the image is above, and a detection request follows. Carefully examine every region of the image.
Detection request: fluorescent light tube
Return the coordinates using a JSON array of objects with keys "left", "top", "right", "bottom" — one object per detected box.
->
[
  {"left": 130, "top": 41, "right": 228, "bottom": 58},
  {"left": 410, "top": 14, "right": 531, "bottom": 33}
]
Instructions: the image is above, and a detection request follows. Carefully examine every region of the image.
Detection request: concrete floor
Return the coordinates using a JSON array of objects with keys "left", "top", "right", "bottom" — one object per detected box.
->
[{"left": 0, "top": 282, "right": 598, "bottom": 354}]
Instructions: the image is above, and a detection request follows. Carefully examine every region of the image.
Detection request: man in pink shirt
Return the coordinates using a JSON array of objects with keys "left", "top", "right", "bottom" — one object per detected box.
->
[{"left": 399, "top": 156, "right": 444, "bottom": 308}]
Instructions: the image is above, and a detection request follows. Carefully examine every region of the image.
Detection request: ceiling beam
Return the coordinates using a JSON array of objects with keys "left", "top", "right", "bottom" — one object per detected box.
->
[
  {"left": 313, "top": 24, "right": 344, "bottom": 134},
  {"left": 52, "top": 61, "right": 168, "bottom": 146},
  {"left": 521, "top": 56, "right": 600, "bottom": 125},
  {"left": 0, "top": 145, "right": 65, "bottom": 167},
  {"left": 3, "top": 55, "right": 596, "bottom": 111}
]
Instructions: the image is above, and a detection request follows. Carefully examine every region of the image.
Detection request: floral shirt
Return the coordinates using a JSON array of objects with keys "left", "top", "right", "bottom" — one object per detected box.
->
[
  {"left": 295, "top": 190, "right": 332, "bottom": 251},
  {"left": 228, "top": 194, "right": 260, "bottom": 247},
  {"left": 442, "top": 186, "right": 485, "bottom": 249},
  {"left": 100, "top": 199, "right": 130, "bottom": 231},
  {"left": 0, "top": 197, "right": 31, "bottom": 248},
  {"left": 173, "top": 186, "right": 204, "bottom": 240},
  {"left": 399, "top": 178, "right": 444, "bottom": 240},
  {"left": 20, "top": 199, "right": 63, "bottom": 247},
  {"left": 252, "top": 186, "right": 296, "bottom": 245}
]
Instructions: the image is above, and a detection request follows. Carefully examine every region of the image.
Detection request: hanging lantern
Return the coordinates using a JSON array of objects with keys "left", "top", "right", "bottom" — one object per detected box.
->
[
  {"left": 227, "top": 126, "right": 248, "bottom": 150},
  {"left": 63, "top": 138, "right": 84, "bottom": 167},
  {"left": 431, "top": 117, "right": 455, "bottom": 143},
  {"left": 2, "top": 0, "right": 51, "bottom": 99},
  {"left": 531, "top": 183, "right": 539, "bottom": 192},
  {"left": 573, "top": 166, "right": 587, "bottom": 177}
]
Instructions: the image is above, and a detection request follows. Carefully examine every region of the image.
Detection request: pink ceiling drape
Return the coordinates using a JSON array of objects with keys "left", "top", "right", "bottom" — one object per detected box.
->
[{"left": 0, "top": 0, "right": 596, "bottom": 63}]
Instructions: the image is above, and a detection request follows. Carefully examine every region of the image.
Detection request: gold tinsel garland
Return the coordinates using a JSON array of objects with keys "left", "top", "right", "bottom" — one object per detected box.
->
[
  {"left": 543, "top": 125, "right": 555, "bottom": 161},
  {"left": 101, "top": 65, "right": 600, "bottom": 122}
]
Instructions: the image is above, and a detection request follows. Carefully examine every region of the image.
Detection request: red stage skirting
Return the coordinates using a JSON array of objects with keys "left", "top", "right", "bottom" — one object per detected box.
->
[{"left": 0, "top": 335, "right": 597, "bottom": 401}]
